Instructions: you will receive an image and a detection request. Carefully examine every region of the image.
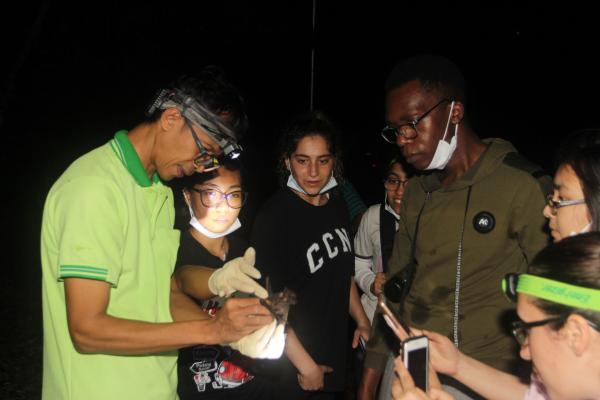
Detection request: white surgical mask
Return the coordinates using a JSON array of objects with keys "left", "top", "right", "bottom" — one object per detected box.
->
[
  {"left": 185, "top": 196, "right": 241, "bottom": 239},
  {"left": 569, "top": 222, "right": 592, "bottom": 237},
  {"left": 425, "top": 101, "right": 458, "bottom": 170},
  {"left": 286, "top": 172, "right": 338, "bottom": 196}
]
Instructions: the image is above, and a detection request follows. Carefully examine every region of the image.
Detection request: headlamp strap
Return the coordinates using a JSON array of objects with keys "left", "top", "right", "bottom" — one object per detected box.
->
[
  {"left": 516, "top": 274, "right": 600, "bottom": 311},
  {"left": 146, "top": 89, "right": 169, "bottom": 116}
]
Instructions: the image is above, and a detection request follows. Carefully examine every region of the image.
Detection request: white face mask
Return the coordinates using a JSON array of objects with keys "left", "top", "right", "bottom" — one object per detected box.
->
[
  {"left": 185, "top": 195, "right": 241, "bottom": 239},
  {"left": 286, "top": 172, "right": 338, "bottom": 196},
  {"left": 425, "top": 101, "right": 458, "bottom": 170},
  {"left": 569, "top": 222, "right": 592, "bottom": 237}
]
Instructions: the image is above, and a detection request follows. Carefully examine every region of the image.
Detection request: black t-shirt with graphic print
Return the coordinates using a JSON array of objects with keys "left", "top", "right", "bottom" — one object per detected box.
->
[
  {"left": 251, "top": 188, "right": 354, "bottom": 392},
  {"left": 175, "top": 230, "right": 272, "bottom": 400}
]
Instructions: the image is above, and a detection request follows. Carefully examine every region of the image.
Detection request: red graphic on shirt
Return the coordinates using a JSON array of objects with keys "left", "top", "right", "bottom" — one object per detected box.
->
[{"left": 213, "top": 360, "right": 253, "bottom": 388}]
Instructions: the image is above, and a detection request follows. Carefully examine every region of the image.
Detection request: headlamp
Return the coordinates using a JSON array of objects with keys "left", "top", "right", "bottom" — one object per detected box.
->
[{"left": 146, "top": 88, "right": 243, "bottom": 160}]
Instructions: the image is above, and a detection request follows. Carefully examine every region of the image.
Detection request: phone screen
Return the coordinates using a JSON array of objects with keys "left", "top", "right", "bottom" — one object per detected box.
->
[{"left": 407, "top": 346, "right": 427, "bottom": 391}]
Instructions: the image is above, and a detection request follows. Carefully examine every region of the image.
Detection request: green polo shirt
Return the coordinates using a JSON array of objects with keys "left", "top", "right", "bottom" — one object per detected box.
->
[{"left": 41, "top": 131, "right": 181, "bottom": 399}]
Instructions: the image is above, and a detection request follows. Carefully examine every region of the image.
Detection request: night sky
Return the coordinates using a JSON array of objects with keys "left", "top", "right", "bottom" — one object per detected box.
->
[{"left": 2, "top": 2, "right": 599, "bottom": 396}]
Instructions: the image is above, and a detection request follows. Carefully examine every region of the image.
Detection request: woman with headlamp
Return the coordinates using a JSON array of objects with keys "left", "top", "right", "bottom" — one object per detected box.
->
[
  {"left": 172, "top": 159, "right": 283, "bottom": 400},
  {"left": 392, "top": 233, "right": 600, "bottom": 400}
]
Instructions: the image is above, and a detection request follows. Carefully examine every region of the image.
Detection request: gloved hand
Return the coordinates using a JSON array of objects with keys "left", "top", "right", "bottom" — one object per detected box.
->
[
  {"left": 228, "top": 319, "right": 286, "bottom": 359},
  {"left": 208, "top": 247, "right": 268, "bottom": 299}
]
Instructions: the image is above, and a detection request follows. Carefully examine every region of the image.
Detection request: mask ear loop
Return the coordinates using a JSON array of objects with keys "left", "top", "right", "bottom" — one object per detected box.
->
[
  {"left": 182, "top": 189, "right": 195, "bottom": 218},
  {"left": 285, "top": 158, "right": 292, "bottom": 173},
  {"left": 441, "top": 101, "right": 456, "bottom": 142}
]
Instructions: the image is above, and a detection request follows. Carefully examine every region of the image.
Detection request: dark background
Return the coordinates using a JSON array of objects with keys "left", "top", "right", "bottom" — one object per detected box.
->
[{"left": 1, "top": 2, "right": 599, "bottom": 398}]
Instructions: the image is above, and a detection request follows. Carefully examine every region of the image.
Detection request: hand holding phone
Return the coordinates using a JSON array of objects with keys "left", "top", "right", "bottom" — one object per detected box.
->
[
  {"left": 358, "top": 337, "right": 366, "bottom": 351},
  {"left": 402, "top": 335, "right": 429, "bottom": 392},
  {"left": 377, "top": 295, "right": 411, "bottom": 340}
]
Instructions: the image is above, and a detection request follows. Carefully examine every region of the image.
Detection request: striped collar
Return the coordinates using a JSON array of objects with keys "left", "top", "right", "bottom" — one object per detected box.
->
[{"left": 110, "top": 130, "right": 160, "bottom": 187}]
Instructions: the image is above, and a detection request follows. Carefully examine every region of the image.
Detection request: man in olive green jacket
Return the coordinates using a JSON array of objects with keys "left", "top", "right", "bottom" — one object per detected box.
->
[{"left": 359, "top": 55, "right": 550, "bottom": 400}]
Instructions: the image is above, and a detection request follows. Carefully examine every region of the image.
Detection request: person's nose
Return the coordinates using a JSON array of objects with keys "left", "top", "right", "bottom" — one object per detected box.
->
[
  {"left": 396, "top": 134, "right": 408, "bottom": 147},
  {"left": 215, "top": 196, "right": 229, "bottom": 211},
  {"left": 519, "top": 341, "right": 531, "bottom": 361},
  {"left": 309, "top": 161, "right": 319, "bottom": 177},
  {"left": 543, "top": 204, "right": 554, "bottom": 220},
  {"left": 193, "top": 163, "right": 205, "bottom": 174},
  {"left": 395, "top": 183, "right": 405, "bottom": 196},
  {"left": 397, "top": 134, "right": 417, "bottom": 150}
]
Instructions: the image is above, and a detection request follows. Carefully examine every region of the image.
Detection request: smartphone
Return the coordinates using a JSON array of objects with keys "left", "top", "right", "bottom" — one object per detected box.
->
[
  {"left": 402, "top": 335, "right": 429, "bottom": 392},
  {"left": 377, "top": 295, "right": 411, "bottom": 339},
  {"left": 358, "top": 337, "right": 366, "bottom": 351}
]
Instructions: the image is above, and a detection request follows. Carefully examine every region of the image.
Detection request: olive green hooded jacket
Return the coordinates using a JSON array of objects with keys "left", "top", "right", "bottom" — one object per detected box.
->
[{"left": 365, "top": 138, "right": 551, "bottom": 373}]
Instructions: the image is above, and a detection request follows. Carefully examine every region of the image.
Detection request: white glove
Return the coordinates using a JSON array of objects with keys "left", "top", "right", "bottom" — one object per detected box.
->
[
  {"left": 208, "top": 247, "right": 268, "bottom": 299},
  {"left": 228, "top": 319, "right": 286, "bottom": 359}
]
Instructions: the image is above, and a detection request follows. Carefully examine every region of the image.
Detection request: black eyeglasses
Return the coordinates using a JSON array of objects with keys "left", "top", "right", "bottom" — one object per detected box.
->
[
  {"left": 504, "top": 273, "right": 600, "bottom": 345},
  {"left": 381, "top": 98, "right": 450, "bottom": 144},
  {"left": 546, "top": 194, "right": 586, "bottom": 216},
  {"left": 511, "top": 316, "right": 565, "bottom": 345},
  {"left": 504, "top": 273, "right": 566, "bottom": 343},
  {"left": 186, "top": 120, "right": 220, "bottom": 171},
  {"left": 384, "top": 177, "right": 409, "bottom": 189},
  {"left": 190, "top": 187, "right": 247, "bottom": 209},
  {"left": 512, "top": 315, "right": 600, "bottom": 345}
]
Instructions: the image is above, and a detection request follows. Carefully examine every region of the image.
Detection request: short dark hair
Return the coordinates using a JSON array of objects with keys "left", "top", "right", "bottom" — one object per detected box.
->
[
  {"left": 558, "top": 129, "right": 600, "bottom": 231},
  {"left": 277, "top": 110, "right": 344, "bottom": 185},
  {"left": 528, "top": 232, "right": 600, "bottom": 328},
  {"left": 385, "top": 154, "right": 415, "bottom": 180},
  {"left": 146, "top": 65, "right": 248, "bottom": 138},
  {"left": 384, "top": 54, "right": 467, "bottom": 103}
]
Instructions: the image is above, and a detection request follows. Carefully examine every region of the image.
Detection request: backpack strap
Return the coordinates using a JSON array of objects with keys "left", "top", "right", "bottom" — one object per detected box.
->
[
  {"left": 379, "top": 204, "right": 398, "bottom": 274},
  {"left": 503, "top": 152, "right": 553, "bottom": 195}
]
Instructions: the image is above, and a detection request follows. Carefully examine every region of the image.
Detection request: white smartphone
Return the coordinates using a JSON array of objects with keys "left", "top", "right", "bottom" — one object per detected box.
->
[{"left": 402, "top": 335, "right": 429, "bottom": 392}]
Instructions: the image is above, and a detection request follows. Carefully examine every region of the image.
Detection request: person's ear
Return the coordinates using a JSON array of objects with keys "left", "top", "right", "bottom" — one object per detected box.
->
[
  {"left": 563, "top": 314, "right": 592, "bottom": 356},
  {"left": 284, "top": 158, "right": 291, "bottom": 172},
  {"left": 159, "top": 108, "right": 183, "bottom": 132},
  {"left": 450, "top": 101, "right": 465, "bottom": 125}
]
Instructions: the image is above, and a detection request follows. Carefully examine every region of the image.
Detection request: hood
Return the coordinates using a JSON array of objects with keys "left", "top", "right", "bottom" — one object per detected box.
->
[{"left": 419, "top": 138, "right": 517, "bottom": 192}]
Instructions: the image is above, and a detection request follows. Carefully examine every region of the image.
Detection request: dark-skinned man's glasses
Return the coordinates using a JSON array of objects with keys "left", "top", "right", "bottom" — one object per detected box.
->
[{"left": 381, "top": 98, "right": 450, "bottom": 144}]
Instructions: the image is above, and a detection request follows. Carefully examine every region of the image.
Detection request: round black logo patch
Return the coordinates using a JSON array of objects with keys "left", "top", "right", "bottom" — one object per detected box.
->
[{"left": 473, "top": 211, "right": 495, "bottom": 234}]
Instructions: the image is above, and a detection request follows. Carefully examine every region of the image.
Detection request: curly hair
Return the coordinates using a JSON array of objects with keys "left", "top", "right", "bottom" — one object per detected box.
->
[{"left": 276, "top": 110, "right": 344, "bottom": 186}]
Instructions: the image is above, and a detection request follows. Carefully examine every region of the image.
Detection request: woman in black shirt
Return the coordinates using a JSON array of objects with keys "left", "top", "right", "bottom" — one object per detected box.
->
[
  {"left": 251, "top": 111, "right": 371, "bottom": 399},
  {"left": 173, "top": 160, "right": 274, "bottom": 400}
]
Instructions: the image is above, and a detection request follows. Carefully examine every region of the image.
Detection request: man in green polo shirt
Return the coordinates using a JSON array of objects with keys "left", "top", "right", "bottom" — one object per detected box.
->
[{"left": 41, "top": 68, "right": 274, "bottom": 399}]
